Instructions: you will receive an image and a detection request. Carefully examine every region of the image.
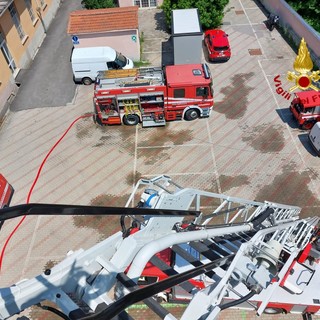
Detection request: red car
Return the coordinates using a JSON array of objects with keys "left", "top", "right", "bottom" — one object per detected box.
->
[{"left": 204, "top": 29, "right": 231, "bottom": 62}]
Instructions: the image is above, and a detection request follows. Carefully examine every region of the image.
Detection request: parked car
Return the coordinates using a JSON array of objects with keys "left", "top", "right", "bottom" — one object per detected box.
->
[
  {"left": 71, "top": 46, "right": 134, "bottom": 85},
  {"left": 204, "top": 29, "right": 231, "bottom": 62}
]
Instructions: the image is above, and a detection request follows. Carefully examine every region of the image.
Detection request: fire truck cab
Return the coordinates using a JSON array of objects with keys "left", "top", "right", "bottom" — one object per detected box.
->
[
  {"left": 0, "top": 174, "right": 13, "bottom": 209},
  {"left": 93, "top": 64, "right": 213, "bottom": 127},
  {"left": 290, "top": 90, "right": 320, "bottom": 130},
  {"left": 0, "top": 174, "right": 14, "bottom": 229}
]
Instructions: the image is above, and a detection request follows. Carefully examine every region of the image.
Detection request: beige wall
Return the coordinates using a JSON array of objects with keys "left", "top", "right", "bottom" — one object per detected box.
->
[
  {"left": 0, "top": 0, "right": 57, "bottom": 69},
  {"left": 73, "top": 30, "right": 141, "bottom": 61},
  {"left": 0, "top": 51, "right": 12, "bottom": 97},
  {"left": 118, "top": 0, "right": 134, "bottom": 7}
]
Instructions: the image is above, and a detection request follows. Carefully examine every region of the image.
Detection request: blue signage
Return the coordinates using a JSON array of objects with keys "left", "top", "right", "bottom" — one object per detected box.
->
[{"left": 72, "top": 35, "right": 79, "bottom": 45}]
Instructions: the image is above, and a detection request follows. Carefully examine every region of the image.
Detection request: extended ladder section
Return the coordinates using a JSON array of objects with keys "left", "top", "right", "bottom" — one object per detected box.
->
[
  {"left": 114, "top": 176, "right": 319, "bottom": 319},
  {"left": 126, "top": 175, "right": 301, "bottom": 226},
  {"left": 0, "top": 176, "right": 319, "bottom": 320},
  {"left": 96, "top": 67, "right": 164, "bottom": 90}
]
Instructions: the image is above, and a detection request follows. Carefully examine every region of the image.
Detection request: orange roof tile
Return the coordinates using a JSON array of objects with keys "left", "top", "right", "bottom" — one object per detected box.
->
[{"left": 67, "top": 6, "right": 139, "bottom": 35}]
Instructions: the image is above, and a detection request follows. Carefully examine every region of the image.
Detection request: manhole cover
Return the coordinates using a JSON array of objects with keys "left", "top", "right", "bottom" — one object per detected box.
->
[
  {"left": 235, "top": 10, "right": 244, "bottom": 15},
  {"left": 248, "top": 48, "right": 262, "bottom": 55}
]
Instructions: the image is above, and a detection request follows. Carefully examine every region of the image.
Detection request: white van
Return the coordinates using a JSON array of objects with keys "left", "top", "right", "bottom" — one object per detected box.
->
[
  {"left": 71, "top": 46, "right": 134, "bottom": 85},
  {"left": 309, "top": 122, "right": 320, "bottom": 156}
]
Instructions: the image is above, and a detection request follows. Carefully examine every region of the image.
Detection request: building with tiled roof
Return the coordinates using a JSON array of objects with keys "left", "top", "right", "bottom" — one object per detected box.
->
[{"left": 67, "top": 7, "right": 140, "bottom": 61}]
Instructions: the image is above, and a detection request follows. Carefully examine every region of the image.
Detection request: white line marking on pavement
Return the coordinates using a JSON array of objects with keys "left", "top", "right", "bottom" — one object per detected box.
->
[
  {"left": 239, "top": 0, "right": 264, "bottom": 54},
  {"left": 206, "top": 120, "right": 222, "bottom": 194},
  {"left": 22, "top": 215, "right": 42, "bottom": 278},
  {"left": 138, "top": 143, "right": 210, "bottom": 149},
  {"left": 259, "top": 58, "right": 293, "bottom": 62}
]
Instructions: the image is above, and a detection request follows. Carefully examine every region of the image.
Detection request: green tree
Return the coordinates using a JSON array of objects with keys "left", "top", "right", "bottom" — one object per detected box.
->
[
  {"left": 81, "top": 0, "right": 115, "bottom": 9},
  {"left": 162, "top": 0, "right": 229, "bottom": 30},
  {"left": 286, "top": 0, "right": 320, "bottom": 33}
]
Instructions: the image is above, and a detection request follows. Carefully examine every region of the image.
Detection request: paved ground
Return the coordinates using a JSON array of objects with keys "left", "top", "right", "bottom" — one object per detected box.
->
[
  {"left": 10, "top": 0, "right": 83, "bottom": 111},
  {"left": 0, "top": 0, "right": 320, "bottom": 319}
]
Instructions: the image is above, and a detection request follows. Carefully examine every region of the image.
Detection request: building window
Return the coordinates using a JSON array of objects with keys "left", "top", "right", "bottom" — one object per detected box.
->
[
  {"left": 196, "top": 87, "right": 209, "bottom": 97},
  {"left": 134, "top": 0, "right": 156, "bottom": 7},
  {"left": 0, "top": 33, "right": 17, "bottom": 73},
  {"left": 9, "top": 3, "right": 26, "bottom": 40},
  {"left": 174, "top": 88, "right": 185, "bottom": 98},
  {"left": 25, "top": 0, "right": 36, "bottom": 22}
]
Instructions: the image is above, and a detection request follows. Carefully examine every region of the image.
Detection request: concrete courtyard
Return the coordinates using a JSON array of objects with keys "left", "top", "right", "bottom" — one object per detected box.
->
[{"left": 0, "top": 0, "right": 319, "bottom": 319}]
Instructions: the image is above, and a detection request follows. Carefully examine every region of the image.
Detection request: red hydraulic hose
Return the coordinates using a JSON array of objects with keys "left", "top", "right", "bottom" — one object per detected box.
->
[{"left": 0, "top": 113, "right": 93, "bottom": 271}]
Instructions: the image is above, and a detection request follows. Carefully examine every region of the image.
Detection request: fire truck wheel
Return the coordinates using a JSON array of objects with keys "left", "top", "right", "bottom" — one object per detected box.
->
[
  {"left": 82, "top": 77, "right": 92, "bottom": 85},
  {"left": 300, "top": 121, "right": 314, "bottom": 130},
  {"left": 185, "top": 109, "right": 199, "bottom": 121},
  {"left": 263, "top": 307, "right": 284, "bottom": 314},
  {"left": 123, "top": 114, "right": 139, "bottom": 126}
]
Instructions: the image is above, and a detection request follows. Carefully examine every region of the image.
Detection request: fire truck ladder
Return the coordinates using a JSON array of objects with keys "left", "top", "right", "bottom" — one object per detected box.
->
[
  {"left": 98, "top": 69, "right": 139, "bottom": 79},
  {"left": 0, "top": 176, "right": 317, "bottom": 320},
  {"left": 108, "top": 215, "right": 318, "bottom": 320},
  {"left": 105, "top": 175, "right": 314, "bottom": 320},
  {"left": 96, "top": 67, "right": 164, "bottom": 89}
]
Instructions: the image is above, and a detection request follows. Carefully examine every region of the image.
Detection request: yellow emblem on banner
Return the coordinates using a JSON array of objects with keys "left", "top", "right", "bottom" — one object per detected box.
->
[{"left": 287, "top": 38, "right": 320, "bottom": 92}]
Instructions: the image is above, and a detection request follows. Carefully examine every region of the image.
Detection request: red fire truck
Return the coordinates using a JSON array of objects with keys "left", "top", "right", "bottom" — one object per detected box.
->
[
  {"left": 0, "top": 174, "right": 14, "bottom": 229},
  {"left": 93, "top": 64, "right": 214, "bottom": 127},
  {"left": 0, "top": 174, "right": 13, "bottom": 209},
  {"left": 290, "top": 90, "right": 320, "bottom": 129}
]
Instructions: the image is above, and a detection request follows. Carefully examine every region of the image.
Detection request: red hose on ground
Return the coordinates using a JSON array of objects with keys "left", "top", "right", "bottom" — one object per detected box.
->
[{"left": 0, "top": 113, "right": 93, "bottom": 271}]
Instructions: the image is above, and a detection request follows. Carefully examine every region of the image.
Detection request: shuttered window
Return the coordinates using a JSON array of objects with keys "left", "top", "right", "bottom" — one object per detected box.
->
[
  {"left": 9, "top": 3, "right": 26, "bottom": 40},
  {"left": 0, "top": 32, "right": 17, "bottom": 73}
]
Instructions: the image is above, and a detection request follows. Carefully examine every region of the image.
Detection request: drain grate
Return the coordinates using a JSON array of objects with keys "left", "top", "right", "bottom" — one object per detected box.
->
[{"left": 248, "top": 48, "right": 262, "bottom": 56}]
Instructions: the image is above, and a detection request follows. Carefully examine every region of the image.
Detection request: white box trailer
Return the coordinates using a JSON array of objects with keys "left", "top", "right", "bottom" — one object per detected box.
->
[
  {"left": 309, "top": 122, "right": 320, "bottom": 156},
  {"left": 171, "top": 9, "right": 203, "bottom": 65},
  {"left": 71, "top": 46, "right": 134, "bottom": 85}
]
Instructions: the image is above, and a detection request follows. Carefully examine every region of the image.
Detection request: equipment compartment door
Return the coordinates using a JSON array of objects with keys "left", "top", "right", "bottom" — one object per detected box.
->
[
  {"left": 96, "top": 97, "right": 121, "bottom": 125},
  {"left": 140, "top": 93, "right": 166, "bottom": 127}
]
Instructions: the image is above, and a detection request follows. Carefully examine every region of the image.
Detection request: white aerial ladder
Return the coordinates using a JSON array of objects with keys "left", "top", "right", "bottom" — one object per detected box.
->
[{"left": 0, "top": 175, "right": 319, "bottom": 320}]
